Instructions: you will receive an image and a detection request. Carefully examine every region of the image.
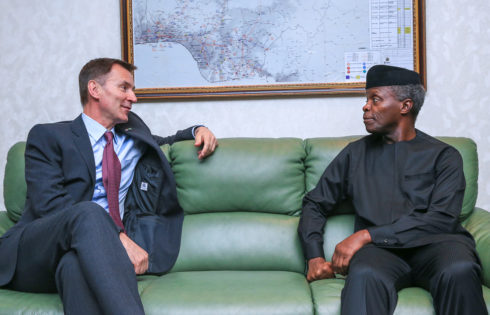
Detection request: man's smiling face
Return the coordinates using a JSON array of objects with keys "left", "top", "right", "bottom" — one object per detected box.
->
[{"left": 95, "top": 64, "right": 137, "bottom": 129}]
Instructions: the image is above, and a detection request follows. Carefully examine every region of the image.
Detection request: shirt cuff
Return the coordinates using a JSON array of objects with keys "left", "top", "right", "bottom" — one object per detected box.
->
[
  {"left": 303, "top": 241, "right": 325, "bottom": 260},
  {"left": 191, "top": 125, "right": 205, "bottom": 138},
  {"left": 367, "top": 225, "right": 397, "bottom": 246}
]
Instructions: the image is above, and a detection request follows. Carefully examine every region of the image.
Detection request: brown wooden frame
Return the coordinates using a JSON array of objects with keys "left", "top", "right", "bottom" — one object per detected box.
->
[{"left": 121, "top": 0, "right": 426, "bottom": 100}]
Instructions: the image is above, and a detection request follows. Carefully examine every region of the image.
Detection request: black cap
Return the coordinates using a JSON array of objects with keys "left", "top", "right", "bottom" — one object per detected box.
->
[{"left": 366, "top": 65, "right": 421, "bottom": 89}]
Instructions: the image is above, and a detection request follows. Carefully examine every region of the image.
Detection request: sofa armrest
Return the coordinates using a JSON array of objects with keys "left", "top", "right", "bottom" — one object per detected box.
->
[
  {"left": 463, "top": 207, "right": 490, "bottom": 287},
  {"left": 0, "top": 211, "right": 15, "bottom": 237}
]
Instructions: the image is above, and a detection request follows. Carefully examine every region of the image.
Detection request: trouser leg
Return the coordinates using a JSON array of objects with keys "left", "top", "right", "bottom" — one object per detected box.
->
[
  {"left": 341, "top": 244, "right": 411, "bottom": 315},
  {"left": 55, "top": 250, "right": 102, "bottom": 315},
  {"left": 8, "top": 201, "right": 144, "bottom": 315},
  {"left": 408, "top": 241, "right": 487, "bottom": 315}
]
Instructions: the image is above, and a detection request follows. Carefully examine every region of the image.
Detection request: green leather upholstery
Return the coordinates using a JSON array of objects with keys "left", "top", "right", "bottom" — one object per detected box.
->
[
  {"left": 393, "top": 288, "right": 435, "bottom": 315},
  {"left": 310, "top": 279, "right": 436, "bottom": 315},
  {"left": 159, "top": 143, "right": 171, "bottom": 162},
  {"left": 310, "top": 279, "right": 435, "bottom": 315},
  {"left": 463, "top": 207, "right": 490, "bottom": 286},
  {"left": 0, "top": 211, "right": 14, "bottom": 236},
  {"left": 309, "top": 279, "right": 490, "bottom": 314},
  {"left": 304, "top": 137, "right": 360, "bottom": 216},
  {"left": 3, "top": 142, "right": 26, "bottom": 222},
  {"left": 171, "top": 212, "right": 304, "bottom": 273},
  {"left": 141, "top": 271, "right": 313, "bottom": 315},
  {"left": 0, "top": 289, "right": 63, "bottom": 315},
  {"left": 304, "top": 137, "right": 360, "bottom": 193},
  {"left": 438, "top": 137, "right": 479, "bottom": 220},
  {"left": 0, "top": 136, "right": 489, "bottom": 314},
  {"left": 485, "top": 286, "right": 490, "bottom": 314},
  {"left": 322, "top": 214, "right": 355, "bottom": 260},
  {"left": 0, "top": 275, "right": 159, "bottom": 315},
  {"left": 171, "top": 138, "right": 305, "bottom": 215}
]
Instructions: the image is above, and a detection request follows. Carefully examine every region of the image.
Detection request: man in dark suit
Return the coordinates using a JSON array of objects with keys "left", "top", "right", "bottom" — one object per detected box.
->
[
  {"left": 0, "top": 58, "right": 217, "bottom": 314},
  {"left": 298, "top": 65, "right": 487, "bottom": 315}
]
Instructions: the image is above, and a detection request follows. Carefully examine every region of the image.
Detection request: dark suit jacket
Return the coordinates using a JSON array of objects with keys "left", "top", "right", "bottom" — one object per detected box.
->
[{"left": 0, "top": 112, "right": 193, "bottom": 285}]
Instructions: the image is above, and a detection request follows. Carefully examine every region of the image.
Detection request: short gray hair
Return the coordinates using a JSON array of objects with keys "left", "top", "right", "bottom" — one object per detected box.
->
[{"left": 388, "top": 84, "right": 426, "bottom": 119}]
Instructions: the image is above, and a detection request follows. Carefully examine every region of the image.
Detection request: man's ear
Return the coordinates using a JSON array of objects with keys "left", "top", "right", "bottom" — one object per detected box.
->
[
  {"left": 87, "top": 80, "right": 100, "bottom": 100},
  {"left": 401, "top": 99, "right": 413, "bottom": 115}
]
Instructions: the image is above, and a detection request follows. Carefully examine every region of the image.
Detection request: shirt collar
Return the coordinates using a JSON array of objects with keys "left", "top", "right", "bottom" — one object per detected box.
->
[{"left": 81, "top": 113, "right": 118, "bottom": 145}]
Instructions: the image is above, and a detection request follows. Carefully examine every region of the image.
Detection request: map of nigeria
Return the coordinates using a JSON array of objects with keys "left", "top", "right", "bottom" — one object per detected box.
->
[{"left": 131, "top": 0, "right": 376, "bottom": 88}]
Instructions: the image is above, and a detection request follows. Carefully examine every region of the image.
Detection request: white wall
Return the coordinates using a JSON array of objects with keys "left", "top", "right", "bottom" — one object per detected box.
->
[{"left": 1, "top": 1, "right": 489, "bottom": 210}]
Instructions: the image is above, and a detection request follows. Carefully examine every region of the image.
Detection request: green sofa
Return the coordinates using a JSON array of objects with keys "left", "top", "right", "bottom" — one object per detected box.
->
[{"left": 0, "top": 137, "right": 489, "bottom": 314}]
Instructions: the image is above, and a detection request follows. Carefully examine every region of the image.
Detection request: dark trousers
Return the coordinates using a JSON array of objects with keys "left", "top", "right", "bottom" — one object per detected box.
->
[
  {"left": 341, "top": 242, "right": 487, "bottom": 315},
  {"left": 7, "top": 202, "right": 144, "bottom": 315}
]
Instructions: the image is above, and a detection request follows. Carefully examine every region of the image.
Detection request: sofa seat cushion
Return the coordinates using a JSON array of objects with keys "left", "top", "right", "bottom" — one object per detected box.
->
[
  {"left": 0, "top": 288, "right": 63, "bottom": 314},
  {"left": 140, "top": 271, "right": 313, "bottom": 315},
  {"left": 0, "top": 275, "right": 158, "bottom": 315},
  {"left": 310, "top": 278, "right": 490, "bottom": 315},
  {"left": 310, "top": 278, "right": 435, "bottom": 314}
]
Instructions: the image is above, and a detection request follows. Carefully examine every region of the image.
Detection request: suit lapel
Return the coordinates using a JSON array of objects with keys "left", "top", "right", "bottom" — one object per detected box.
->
[
  {"left": 117, "top": 112, "right": 161, "bottom": 155},
  {"left": 71, "top": 115, "right": 96, "bottom": 183}
]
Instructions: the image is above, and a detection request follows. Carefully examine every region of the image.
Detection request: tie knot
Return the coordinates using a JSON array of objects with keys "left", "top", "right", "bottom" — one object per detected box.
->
[{"left": 104, "top": 131, "right": 114, "bottom": 143}]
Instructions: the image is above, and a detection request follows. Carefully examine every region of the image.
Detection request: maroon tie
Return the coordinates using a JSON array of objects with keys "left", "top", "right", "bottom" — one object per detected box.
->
[{"left": 102, "top": 131, "right": 125, "bottom": 232}]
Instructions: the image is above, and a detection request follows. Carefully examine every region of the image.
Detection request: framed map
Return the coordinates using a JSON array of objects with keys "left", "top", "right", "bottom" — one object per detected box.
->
[{"left": 121, "top": 0, "right": 425, "bottom": 99}]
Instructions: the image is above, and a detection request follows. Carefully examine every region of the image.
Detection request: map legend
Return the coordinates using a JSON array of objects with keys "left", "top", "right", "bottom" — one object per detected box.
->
[{"left": 344, "top": 51, "right": 380, "bottom": 82}]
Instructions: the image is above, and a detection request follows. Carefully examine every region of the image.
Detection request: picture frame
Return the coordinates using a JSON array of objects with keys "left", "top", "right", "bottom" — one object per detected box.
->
[{"left": 121, "top": 0, "right": 426, "bottom": 99}]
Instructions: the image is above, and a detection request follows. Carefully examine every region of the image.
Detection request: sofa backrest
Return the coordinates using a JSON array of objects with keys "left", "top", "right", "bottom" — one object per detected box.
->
[
  {"left": 304, "top": 137, "right": 360, "bottom": 214},
  {"left": 303, "top": 136, "right": 479, "bottom": 220},
  {"left": 2, "top": 136, "right": 479, "bottom": 272},
  {"left": 436, "top": 137, "right": 479, "bottom": 220},
  {"left": 169, "top": 138, "right": 306, "bottom": 273},
  {"left": 3, "top": 142, "right": 26, "bottom": 223},
  {"left": 169, "top": 136, "right": 479, "bottom": 272},
  {"left": 171, "top": 138, "right": 306, "bottom": 215}
]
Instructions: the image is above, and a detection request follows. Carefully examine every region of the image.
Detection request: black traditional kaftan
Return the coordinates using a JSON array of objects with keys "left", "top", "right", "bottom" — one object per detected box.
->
[{"left": 298, "top": 130, "right": 475, "bottom": 260}]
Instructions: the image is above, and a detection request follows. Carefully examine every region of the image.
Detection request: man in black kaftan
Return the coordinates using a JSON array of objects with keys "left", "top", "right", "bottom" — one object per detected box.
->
[{"left": 298, "top": 65, "right": 487, "bottom": 315}]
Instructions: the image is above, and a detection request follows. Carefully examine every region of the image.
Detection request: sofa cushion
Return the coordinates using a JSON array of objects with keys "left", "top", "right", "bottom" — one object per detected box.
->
[
  {"left": 140, "top": 271, "right": 313, "bottom": 315},
  {"left": 463, "top": 207, "right": 490, "bottom": 286},
  {"left": 3, "top": 142, "right": 27, "bottom": 222},
  {"left": 438, "top": 137, "right": 478, "bottom": 220},
  {"left": 0, "top": 275, "right": 158, "bottom": 315},
  {"left": 311, "top": 279, "right": 490, "bottom": 315},
  {"left": 310, "top": 278, "right": 436, "bottom": 315},
  {"left": 304, "top": 137, "right": 360, "bottom": 215},
  {"left": 171, "top": 212, "right": 304, "bottom": 273},
  {"left": 0, "top": 288, "right": 63, "bottom": 314},
  {"left": 170, "top": 138, "right": 306, "bottom": 215},
  {"left": 322, "top": 214, "right": 355, "bottom": 260}
]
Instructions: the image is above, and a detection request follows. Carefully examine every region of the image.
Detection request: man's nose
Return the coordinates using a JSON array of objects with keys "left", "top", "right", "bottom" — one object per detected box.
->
[
  {"left": 362, "top": 102, "right": 370, "bottom": 112},
  {"left": 128, "top": 90, "right": 137, "bottom": 103}
]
